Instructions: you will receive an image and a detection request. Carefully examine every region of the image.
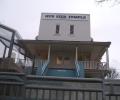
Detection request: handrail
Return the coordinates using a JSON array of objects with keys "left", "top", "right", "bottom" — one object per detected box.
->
[
  {"left": 36, "top": 59, "right": 49, "bottom": 75},
  {"left": 75, "top": 60, "right": 80, "bottom": 77},
  {"left": 75, "top": 60, "right": 85, "bottom": 78},
  {"left": 41, "top": 60, "right": 49, "bottom": 75}
]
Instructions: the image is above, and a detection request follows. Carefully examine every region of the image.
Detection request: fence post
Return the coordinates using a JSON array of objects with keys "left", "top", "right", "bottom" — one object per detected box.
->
[{"left": 102, "top": 79, "right": 106, "bottom": 100}]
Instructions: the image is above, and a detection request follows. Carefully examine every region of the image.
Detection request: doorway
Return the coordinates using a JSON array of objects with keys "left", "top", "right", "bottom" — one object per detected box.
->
[{"left": 55, "top": 55, "right": 73, "bottom": 69}]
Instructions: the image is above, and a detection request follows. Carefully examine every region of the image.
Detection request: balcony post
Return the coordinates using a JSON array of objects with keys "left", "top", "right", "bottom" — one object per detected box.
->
[
  {"left": 106, "top": 48, "right": 109, "bottom": 68},
  {"left": 48, "top": 45, "right": 51, "bottom": 61},
  {"left": 75, "top": 47, "right": 78, "bottom": 61}
]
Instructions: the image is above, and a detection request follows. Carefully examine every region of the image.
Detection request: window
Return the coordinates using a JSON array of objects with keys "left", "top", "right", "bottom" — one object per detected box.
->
[
  {"left": 70, "top": 25, "right": 74, "bottom": 34},
  {"left": 56, "top": 25, "right": 60, "bottom": 34}
]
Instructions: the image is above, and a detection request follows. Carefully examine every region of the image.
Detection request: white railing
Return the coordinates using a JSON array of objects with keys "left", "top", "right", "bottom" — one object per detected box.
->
[{"left": 78, "top": 61, "right": 109, "bottom": 70}]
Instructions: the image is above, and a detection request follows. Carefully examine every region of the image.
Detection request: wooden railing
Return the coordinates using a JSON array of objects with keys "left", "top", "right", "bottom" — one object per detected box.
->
[{"left": 78, "top": 61, "right": 109, "bottom": 70}]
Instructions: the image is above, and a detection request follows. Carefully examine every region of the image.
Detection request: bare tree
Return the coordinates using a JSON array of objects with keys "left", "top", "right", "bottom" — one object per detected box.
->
[
  {"left": 96, "top": 0, "right": 106, "bottom": 3},
  {"left": 96, "top": 0, "right": 120, "bottom": 4},
  {"left": 106, "top": 68, "right": 119, "bottom": 79}
]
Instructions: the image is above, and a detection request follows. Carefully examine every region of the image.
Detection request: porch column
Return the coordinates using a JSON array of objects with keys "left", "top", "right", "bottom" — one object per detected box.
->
[
  {"left": 106, "top": 48, "right": 109, "bottom": 68},
  {"left": 75, "top": 47, "right": 78, "bottom": 61},
  {"left": 48, "top": 45, "right": 51, "bottom": 61}
]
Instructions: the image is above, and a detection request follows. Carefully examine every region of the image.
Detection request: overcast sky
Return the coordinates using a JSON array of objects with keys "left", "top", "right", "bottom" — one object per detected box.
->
[{"left": 0, "top": 0, "right": 120, "bottom": 71}]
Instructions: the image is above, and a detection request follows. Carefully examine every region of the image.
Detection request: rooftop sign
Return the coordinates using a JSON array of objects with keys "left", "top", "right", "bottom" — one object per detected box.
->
[{"left": 41, "top": 13, "right": 89, "bottom": 21}]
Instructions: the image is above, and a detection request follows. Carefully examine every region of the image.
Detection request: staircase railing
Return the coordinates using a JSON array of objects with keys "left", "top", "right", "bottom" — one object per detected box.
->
[
  {"left": 75, "top": 60, "right": 80, "bottom": 77},
  {"left": 75, "top": 60, "right": 85, "bottom": 78},
  {"left": 36, "top": 59, "right": 49, "bottom": 75},
  {"left": 41, "top": 60, "right": 49, "bottom": 75}
]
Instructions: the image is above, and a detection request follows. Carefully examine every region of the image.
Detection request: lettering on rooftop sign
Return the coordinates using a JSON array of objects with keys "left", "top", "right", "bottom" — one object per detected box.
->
[{"left": 42, "top": 13, "right": 89, "bottom": 21}]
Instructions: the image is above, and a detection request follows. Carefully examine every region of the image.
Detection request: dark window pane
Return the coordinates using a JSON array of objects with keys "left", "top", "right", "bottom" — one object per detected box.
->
[
  {"left": 56, "top": 25, "right": 60, "bottom": 34},
  {"left": 70, "top": 25, "right": 74, "bottom": 34}
]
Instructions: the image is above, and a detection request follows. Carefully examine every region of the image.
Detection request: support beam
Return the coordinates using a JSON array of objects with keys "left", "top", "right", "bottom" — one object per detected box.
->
[
  {"left": 17, "top": 48, "right": 20, "bottom": 63},
  {"left": 75, "top": 47, "right": 78, "bottom": 61},
  {"left": 48, "top": 45, "right": 51, "bottom": 61},
  {"left": 32, "top": 56, "right": 35, "bottom": 74},
  {"left": 24, "top": 52, "right": 27, "bottom": 63},
  {"left": 106, "top": 48, "right": 109, "bottom": 68},
  {"left": 23, "top": 54, "right": 27, "bottom": 69},
  {"left": 3, "top": 46, "right": 7, "bottom": 58},
  {"left": 8, "top": 32, "right": 15, "bottom": 58}
]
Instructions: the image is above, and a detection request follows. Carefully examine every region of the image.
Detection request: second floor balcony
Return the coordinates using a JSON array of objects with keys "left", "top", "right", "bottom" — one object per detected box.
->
[{"left": 0, "top": 57, "right": 110, "bottom": 78}]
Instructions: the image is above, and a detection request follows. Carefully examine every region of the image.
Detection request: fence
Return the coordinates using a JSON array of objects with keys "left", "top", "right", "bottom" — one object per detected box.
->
[
  {"left": 25, "top": 86, "right": 103, "bottom": 100},
  {"left": 0, "top": 72, "right": 25, "bottom": 100},
  {"left": 0, "top": 72, "right": 120, "bottom": 100},
  {"left": 105, "top": 80, "right": 120, "bottom": 100}
]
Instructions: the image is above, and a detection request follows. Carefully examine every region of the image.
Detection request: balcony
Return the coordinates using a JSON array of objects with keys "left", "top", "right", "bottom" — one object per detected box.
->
[
  {"left": 76, "top": 61, "right": 109, "bottom": 78},
  {"left": 78, "top": 61, "right": 108, "bottom": 70},
  {"left": 0, "top": 57, "right": 110, "bottom": 78}
]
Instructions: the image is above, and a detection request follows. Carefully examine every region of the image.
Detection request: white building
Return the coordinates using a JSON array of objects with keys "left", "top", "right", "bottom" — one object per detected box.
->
[
  {"left": 17, "top": 13, "right": 110, "bottom": 78},
  {"left": 0, "top": 13, "right": 111, "bottom": 78},
  {"left": 37, "top": 13, "right": 91, "bottom": 41}
]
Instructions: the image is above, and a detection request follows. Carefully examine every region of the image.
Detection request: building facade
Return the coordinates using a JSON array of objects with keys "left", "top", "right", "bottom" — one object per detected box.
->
[
  {"left": 0, "top": 13, "right": 111, "bottom": 79},
  {"left": 18, "top": 13, "right": 110, "bottom": 78},
  {"left": 1, "top": 13, "right": 120, "bottom": 100},
  {"left": 38, "top": 13, "right": 91, "bottom": 41}
]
